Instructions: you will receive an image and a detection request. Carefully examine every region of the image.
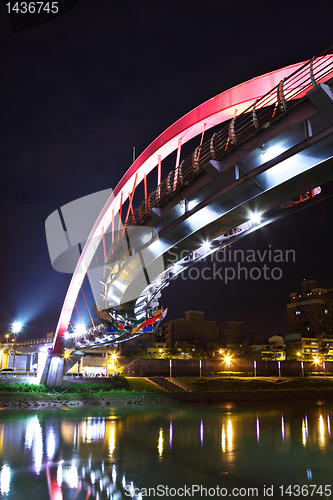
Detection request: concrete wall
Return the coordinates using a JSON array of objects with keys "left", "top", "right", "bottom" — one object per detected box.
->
[
  {"left": 124, "top": 358, "right": 333, "bottom": 377},
  {"left": 6, "top": 354, "right": 32, "bottom": 371}
]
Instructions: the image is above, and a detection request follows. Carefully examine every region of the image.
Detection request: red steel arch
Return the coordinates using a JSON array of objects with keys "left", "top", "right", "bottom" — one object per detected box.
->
[{"left": 52, "top": 61, "right": 308, "bottom": 353}]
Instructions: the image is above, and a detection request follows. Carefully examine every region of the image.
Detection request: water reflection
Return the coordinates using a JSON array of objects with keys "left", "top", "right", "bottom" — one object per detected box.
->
[
  {"left": 169, "top": 422, "right": 173, "bottom": 449},
  {"left": 256, "top": 416, "right": 260, "bottom": 442},
  {"left": 25, "top": 415, "right": 43, "bottom": 474},
  {"left": 0, "top": 404, "right": 331, "bottom": 499},
  {"left": 158, "top": 428, "right": 164, "bottom": 459},
  {"left": 108, "top": 421, "right": 115, "bottom": 457},
  {"left": 0, "top": 464, "right": 10, "bottom": 496},
  {"left": 328, "top": 414, "right": 331, "bottom": 437},
  {"left": 221, "top": 423, "right": 226, "bottom": 452},
  {"left": 302, "top": 417, "right": 307, "bottom": 446},
  {"left": 319, "top": 414, "right": 325, "bottom": 446}
]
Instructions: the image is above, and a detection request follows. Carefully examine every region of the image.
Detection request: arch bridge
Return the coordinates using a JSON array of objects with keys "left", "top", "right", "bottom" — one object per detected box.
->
[{"left": 42, "top": 45, "right": 333, "bottom": 384}]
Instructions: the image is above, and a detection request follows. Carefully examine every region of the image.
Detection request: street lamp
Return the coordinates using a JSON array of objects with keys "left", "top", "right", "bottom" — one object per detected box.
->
[{"left": 12, "top": 321, "right": 22, "bottom": 372}]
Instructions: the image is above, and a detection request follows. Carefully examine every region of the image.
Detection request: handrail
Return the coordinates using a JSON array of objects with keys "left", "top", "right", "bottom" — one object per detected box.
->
[{"left": 105, "top": 45, "right": 333, "bottom": 263}]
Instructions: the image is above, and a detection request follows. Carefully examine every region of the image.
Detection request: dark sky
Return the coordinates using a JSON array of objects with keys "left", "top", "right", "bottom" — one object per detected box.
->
[{"left": 1, "top": 0, "right": 333, "bottom": 341}]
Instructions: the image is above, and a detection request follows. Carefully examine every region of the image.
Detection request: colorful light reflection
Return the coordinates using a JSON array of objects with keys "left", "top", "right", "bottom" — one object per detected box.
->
[
  {"left": 169, "top": 422, "right": 173, "bottom": 449},
  {"left": 319, "top": 415, "right": 325, "bottom": 445},
  {"left": 221, "top": 420, "right": 233, "bottom": 452},
  {"left": 158, "top": 428, "right": 164, "bottom": 459},
  {"left": 302, "top": 418, "right": 307, "bottom": 447},
  {"left": 0, "top": 463, "right": 10, "bottom": 495},
  {"left": 256, "top": 417, "right": 260, "bottom": 443},
  {"left": 25, "top": 415, "right": 43, "bottom": 475},
  {"left": 281, "top": 416, "right": 285, "bottom": 442},
  {"left": 109, "top": 422, "right": 116, "bottom": 457},
  {"left": 328, "top": 415, "right": 331, "bottom": 438}
]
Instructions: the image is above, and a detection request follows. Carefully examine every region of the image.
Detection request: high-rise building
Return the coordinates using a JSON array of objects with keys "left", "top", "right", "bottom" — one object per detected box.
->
[
  {"left": 164, "top": 311, "right": 220, "bottom": 348},
  {"left": 287, "top": 280, "right": 333, "bottom": 336},
  {"left": 220, "top": 321, "right": 254, "bottom": 346}
]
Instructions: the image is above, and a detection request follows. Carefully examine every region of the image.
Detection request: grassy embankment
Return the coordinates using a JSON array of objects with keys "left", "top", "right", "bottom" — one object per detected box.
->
[
  {"left": 0, "top": 376, "right": 333, "bottom": 408},
  {"left": 175, "top": 376, "right": 333, "bottom": 392},
  {"left": 0, "top": 376, "right": 164, "bottom": 408}
]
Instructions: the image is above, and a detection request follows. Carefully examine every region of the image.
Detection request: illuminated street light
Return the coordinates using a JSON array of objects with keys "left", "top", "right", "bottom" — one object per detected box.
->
[
  {"left": 11, "top": 321, "right": 22, "bottom": 372},
  {"left": 12, "top": 322, "right": 22, "bottom": 334}
]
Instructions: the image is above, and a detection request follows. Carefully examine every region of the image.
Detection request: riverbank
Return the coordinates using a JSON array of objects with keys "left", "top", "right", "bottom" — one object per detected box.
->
[
  {"left": 1, "top": 388, "right": 333, "bottom": 409},
  {"left": 0, "top": 375, "right": 333, "bottom": 408}
]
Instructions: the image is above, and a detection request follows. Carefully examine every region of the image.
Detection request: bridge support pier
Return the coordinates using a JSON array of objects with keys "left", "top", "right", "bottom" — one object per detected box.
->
[
  {"left": 40, "top": 354, "right": 64, "bottom": 386},
  {"left": 39, "top": 350, "right": 85, "bottom": 385}
]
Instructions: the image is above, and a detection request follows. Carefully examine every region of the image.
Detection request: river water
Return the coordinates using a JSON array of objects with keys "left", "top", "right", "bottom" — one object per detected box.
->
[{"left": 0, "top": 401, "right": 332, "bottom": 499}]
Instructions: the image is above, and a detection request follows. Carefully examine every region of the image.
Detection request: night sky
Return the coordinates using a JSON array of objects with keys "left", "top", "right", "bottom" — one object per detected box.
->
[{"left": 1, "top": 0, "right": 333, "bottom": 341}]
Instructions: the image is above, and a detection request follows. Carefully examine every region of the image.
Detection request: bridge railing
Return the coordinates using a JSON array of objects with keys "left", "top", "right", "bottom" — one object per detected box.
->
[
  {"left": 4, "top": 337, "right": 54, "bottom": 347},
  {"left": 105, "top": 45, "right": 333, "bottom": 262}
]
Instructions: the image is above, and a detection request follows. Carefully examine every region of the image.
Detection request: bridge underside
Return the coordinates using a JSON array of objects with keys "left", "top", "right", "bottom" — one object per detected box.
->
[{"left": 100, "top": 83, "right": 333, "bottom": 323}]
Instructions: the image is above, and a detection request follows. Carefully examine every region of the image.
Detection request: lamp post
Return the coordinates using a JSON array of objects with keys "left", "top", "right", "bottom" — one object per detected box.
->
[
  {"left": 225, "top": 355, "right": 231, "bottom": 379},
  {"left": 12, "top": 321, "right": 22, "bottom": 372}
]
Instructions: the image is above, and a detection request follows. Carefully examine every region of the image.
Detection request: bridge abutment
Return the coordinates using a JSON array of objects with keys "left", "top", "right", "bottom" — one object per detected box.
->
[{"left": 40, "top": 355, "right": 65, "bottom": 386}]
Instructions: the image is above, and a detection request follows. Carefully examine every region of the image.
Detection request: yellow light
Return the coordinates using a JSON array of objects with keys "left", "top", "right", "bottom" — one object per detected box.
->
[
  {"left": 109, "top": 421, "right": 116, "bottom": 457},
  {"left": 158, "top": 428, "right": 163, "bottom": 459},
  {"left": 296, "top": 352, "right": 300, "bottom": 356},
  {"left": 64, "top": 352, "right": 70, "bottom": 360},
  {"left": 301, "top": 418, "right": 307, "bottom": 446},
  {"left": 227, "top": 419, "right": 233, "bottom": 451},
  {"left": 314, "top": 358, "right": 320, "bottom": 364},
  {"left": 319, "top": 415, "right": 325, "bottom": 444},
  {"left": 219, "top": 349, "right": 223, "bottom": 355},
  {"left": 221, "top": 424, "right": 226, "bottom": 452}
]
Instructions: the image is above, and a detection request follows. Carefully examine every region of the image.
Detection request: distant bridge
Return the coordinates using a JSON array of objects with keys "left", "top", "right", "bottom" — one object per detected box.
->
[{"left": 42, "top": 45, "right": 333, "bottom": 384}]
